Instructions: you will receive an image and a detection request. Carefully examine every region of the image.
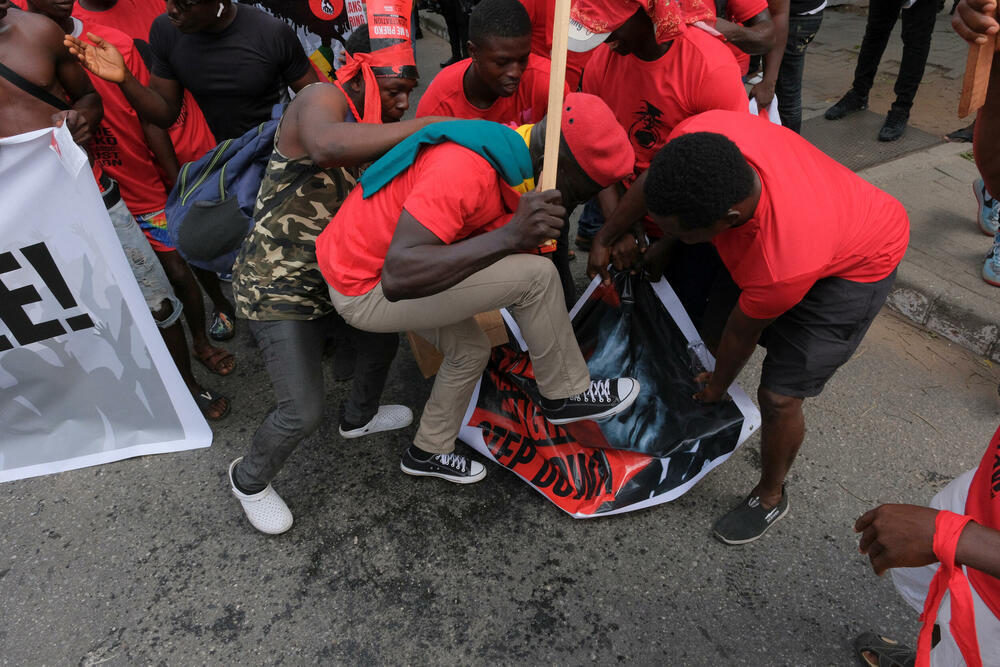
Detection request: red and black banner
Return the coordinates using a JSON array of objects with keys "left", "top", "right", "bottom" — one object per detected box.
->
[{"left": 460, "top": 272, "right": 760, "bottom": 518}]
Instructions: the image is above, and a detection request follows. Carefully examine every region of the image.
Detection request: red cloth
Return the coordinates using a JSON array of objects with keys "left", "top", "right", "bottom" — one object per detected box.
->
[
  {"left": 518, "top": 0, "right": 594, "bottom": 90},
  {"left": 571, "top": 0, "right": 716, "bottom": 44},
  {"left": 965, "top": 424, "right": 1000, "bottom": 620},
  {"left": 721, "top": 0, "right": 770, "bottom": 75},
  {"left": 415, "top": 54, "right": 564, "bottom": 126},
  {"left": 78, "top": 19, "right": 169, "bottom": 216},
  {"left": 317, "top": 143, "right": 520, "bottom": 296},
  {"left": 72, "top": 0, "right": 216, "bottom": 165},
  {"left": 582, "top": 28, "right": 746, "bottom": 178},
  {"left": 915, "top": 511, "right": 983, "bottom": 667},
  {"left": 334, "top": 43, "right": 416, "bottom": 124},
  {"left": 670, "top": 110, "right": 909, "bottom": 320}
]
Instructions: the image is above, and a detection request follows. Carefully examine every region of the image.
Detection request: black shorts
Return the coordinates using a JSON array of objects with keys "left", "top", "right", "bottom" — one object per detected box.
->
[{"left": 704, "top": 269, "right": 897, "bottom": 399}]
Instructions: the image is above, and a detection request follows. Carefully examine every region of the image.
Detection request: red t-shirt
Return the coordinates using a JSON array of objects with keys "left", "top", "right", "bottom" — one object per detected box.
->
[
  {"left": 670, "top": 110, "right": 909, "bottom": 319},
  {"left": 722, "top": 0, "right": 770, "bottom": 75},
  {"left": 317, "top": 143, "right": 519, "bottom": 297},
  {"left": 517, "top": 0, "right": 593, "bottom": 91},
  {"left": 416, "top": 54, "right": 564, "bottom": 126},
  {"left": 72, "top": 0, "right": 216, "bottom": 165},
  {"left": 582, "top": 28, "right": 746, "bottom": 179},
  {"left": 965, "top": 424, "right": 1000, "bottom": 619},
  {"left": 74, "top": 18, "right": 169, "bottom": 215}
]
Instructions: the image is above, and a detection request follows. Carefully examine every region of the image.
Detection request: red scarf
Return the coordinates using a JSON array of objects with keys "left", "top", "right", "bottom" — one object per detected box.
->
[
  {"left": 915, "top": 424, "right": 1000, "bottom": 667},
  {"left": 966, "top": 425, "right": 1000, "bottom": 618}
]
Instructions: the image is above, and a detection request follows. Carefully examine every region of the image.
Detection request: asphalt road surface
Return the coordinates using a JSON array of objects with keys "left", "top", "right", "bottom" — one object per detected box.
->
[{"left": 3, "top": 30, "right": 1000, "bottom": 667}]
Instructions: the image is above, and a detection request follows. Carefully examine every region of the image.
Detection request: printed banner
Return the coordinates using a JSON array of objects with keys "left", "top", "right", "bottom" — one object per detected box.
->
[
  {"left": 0, "top": 126, "right": 212, "bottom": 483},
  {"left": 459, "top": 272, "right": 761, "bottom": 518}
]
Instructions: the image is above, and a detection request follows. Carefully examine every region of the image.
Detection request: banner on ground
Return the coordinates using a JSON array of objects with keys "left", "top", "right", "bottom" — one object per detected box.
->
[
  {"left": 0, "top": 126, "right": 212, "bottom": 483},
  {"left": 459, "top": 272, "right": 761, "bottom": 518}
]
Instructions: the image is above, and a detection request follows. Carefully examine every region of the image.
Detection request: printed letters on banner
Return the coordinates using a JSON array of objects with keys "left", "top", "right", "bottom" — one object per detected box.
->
[{"left": 0, "top": 126, "right": 212, "bottom": 483}]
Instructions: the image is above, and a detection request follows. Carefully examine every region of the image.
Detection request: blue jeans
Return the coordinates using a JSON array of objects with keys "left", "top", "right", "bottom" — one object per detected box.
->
[
  {"left": 235, "top": 313, "right": 398, "bottom": 489},
  {"left": 576, "top": 198, "right": 605, "bottom": 239},
  {"left": 775, "top": 12, "right": 824, "bottom": 134}
]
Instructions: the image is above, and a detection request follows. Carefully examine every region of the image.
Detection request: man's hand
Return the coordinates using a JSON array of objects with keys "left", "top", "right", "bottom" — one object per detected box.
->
[
  {"left": 642, "top": 238, "right": 673, "bottom": 282},
  {"left": 750, "top": 79, "right": 776, "bottom": 110},
  {"left": 504, "top": 189, "right": 565, "bottom": 253},
  {"left": 855, "top": 504, "right": 941, "bottom": 576},
  {"left": 587, "top": 239, "right": 613, "bottom": 285},
  {"left": 693, "top": 372, "right": 730, "bottom": 403},
  {"left": 953, "top": 0, "right": 1000, "bottom": 44},
  {"left": 64, "top": 33, "right": 127, "bottom": 83},
  {"left": 52, "top": 110, "right": 92, "bottom": 146},
  {"left": 610, "top": 230, "right": 646, "bottom": 272}
]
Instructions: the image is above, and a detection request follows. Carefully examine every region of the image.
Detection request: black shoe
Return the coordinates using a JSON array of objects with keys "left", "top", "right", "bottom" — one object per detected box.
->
[
  {"left": 439, "top": 55, "right": 462, "bottom": 68},
  {"left": 824, "top": 90, "right": 868, "bottom": 120},
  {"left": 400, "top": 448, "right": 486, "bottom": 484},
  {"left": 878, "top": 108, "right": 909, "bottom": 142},
  {"left": 574, "top": 233, "right": 593, "bottom": 251},
  {"left": 712, "top": 485, "right": 789, "bottom": 545},
  {"left": 945, "top": 121, "right": 975, "bottom": 143},
  {"left": 539, "top": 378, "right": 640, "bottom": 425}
]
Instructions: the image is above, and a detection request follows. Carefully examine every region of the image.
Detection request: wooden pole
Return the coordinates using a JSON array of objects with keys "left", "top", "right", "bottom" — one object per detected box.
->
[
  {"left": 539, "top": 0, "right": 570, "bottom": 191},
  {"left": 537, "top": 0, "right": 571, "bottom": 249},
  {"left": 959, "top": 11, "right": 999, "bottom": 118}
]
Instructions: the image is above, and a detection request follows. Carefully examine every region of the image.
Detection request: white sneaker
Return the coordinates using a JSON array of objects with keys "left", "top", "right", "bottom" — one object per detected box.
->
[
  {"left": 228, "top": 458, "right": 293, "bottom": 535},
  {"left": 339, "top": 404, "right": 413, "bottom": 439}
]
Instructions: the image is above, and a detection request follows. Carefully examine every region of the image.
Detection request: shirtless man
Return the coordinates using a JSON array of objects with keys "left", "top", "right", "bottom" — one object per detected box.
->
[{"left": 0, "top": 1, "right": 101, "bottom": 143}]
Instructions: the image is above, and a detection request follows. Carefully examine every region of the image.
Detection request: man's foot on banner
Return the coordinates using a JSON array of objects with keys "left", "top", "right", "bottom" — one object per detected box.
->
[
  {"left": 339, "top": 405, "right": 413, "bottom": 439},
  {"left": 539, "top": 378, "right": 640, "bottom": 425},
  {"left": 400, "top": 447, "right": 486, "bottom": 484},
  {"left": 194, "top": 387, "right": 230, "bottom": 420},
  {"left": 229, "top": 458, "right": 293, "bottom": 535},
  {"left": 712, "top": 485, "right": 789, "bottom": 545}
]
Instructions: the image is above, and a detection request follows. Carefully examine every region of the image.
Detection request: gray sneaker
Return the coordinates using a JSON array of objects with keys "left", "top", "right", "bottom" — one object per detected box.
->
[{"left": 712, "top": 486, "right": 789, "bottom": 545}]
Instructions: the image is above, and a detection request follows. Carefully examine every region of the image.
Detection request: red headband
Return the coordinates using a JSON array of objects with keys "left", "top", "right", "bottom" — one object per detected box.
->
[{"left": 334, "top": 43, "right": 415, "bottom": 124}]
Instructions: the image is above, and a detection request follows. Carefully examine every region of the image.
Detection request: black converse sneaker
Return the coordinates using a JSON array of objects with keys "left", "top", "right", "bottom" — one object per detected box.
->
[
  {"left": 712, "top": 485, "right": 789, "bottom": 545},
  {"left": 539, "top": 377, "right": 640, "bottom": 425},
  {"left": 400, "top": 448, "right": 487, "bottom": 484}
]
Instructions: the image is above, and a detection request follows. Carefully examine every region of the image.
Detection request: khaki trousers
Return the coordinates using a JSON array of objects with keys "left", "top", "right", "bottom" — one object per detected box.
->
[{"left": 329, "top": 254, "right": 591, "bottom": 453}]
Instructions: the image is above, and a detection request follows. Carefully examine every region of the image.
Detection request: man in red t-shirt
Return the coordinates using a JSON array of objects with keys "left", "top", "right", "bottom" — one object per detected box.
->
[
  {"left": 317, "top": 94, "right": 642, "bottom": 485},
  {"left": 517, "top": 0, "right": 592, "bottom": 91},
  {"left": 641, "top": 110, "right": 909, "bottom": 545},
  {"left": 416, "top": 0, "right": 563, "bottom": 126}
]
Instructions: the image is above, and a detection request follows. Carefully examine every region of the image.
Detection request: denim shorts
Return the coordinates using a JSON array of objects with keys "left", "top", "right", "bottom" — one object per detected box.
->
[{"left": 103, "top": 184, "right": 183, "bottom": 328}]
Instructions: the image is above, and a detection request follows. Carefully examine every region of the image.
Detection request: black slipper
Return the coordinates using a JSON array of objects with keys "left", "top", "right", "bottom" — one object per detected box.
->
[
  {"left": 194, "top": 388, "right": 230, "bottom": 421},
  {"left": 854, "top": 632, "right": 916, "bottom": 667}
]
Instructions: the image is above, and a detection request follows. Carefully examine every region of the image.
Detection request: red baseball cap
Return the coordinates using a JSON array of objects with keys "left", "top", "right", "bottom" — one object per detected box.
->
[{"left": 559, "top": 93, "right": 635, "bottom": 188}]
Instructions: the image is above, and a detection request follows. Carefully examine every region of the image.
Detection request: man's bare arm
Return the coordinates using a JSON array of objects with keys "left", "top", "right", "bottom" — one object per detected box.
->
[
  {"left": 290, "top": 86, "right": 452, "bottom": 167},
  {"left": 64, "top": 33, "right": 183, "bottom": 128},
  {"left": 749, "top": 0, "right": 790, "bottom": 108},
  {"left": 381, "top": 191, "right": 564, "bottom": 301},
  {"left": 714, "top": 11, "right": 777, "bottom": 56}
]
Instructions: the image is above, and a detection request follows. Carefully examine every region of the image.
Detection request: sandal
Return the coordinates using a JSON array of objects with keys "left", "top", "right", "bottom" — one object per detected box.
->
[
  {"left": 195, "top": 346, "right": 236, "bottom": 376},
  {"left": 194, "top": 388, "right": 230, "bottom": 421},
  {"left": 209, "top": 311, "right": 235, "bottom": 341},
  {"left": 854, "top": 632, "right": 916, "bottom": 667}
]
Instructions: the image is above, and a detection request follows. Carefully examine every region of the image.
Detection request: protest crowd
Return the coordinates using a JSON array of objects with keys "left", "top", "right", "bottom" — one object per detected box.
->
[{"left": 1, "top": 0, "right": 1000, "bottom": 662}]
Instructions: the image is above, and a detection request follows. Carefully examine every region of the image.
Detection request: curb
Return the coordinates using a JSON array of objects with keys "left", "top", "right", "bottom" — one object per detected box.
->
[{"left": 887, "top": 269, "right": 1000, "bottom": 363}]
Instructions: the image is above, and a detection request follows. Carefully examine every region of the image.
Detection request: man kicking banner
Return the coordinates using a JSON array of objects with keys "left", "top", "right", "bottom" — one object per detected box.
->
[{"left": 0, "top": 125, "right": 211, "bottom": 482}]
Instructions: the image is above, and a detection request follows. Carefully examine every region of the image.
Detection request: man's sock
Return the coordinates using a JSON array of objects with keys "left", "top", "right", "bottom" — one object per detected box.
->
[
  {"left": 408, "top": 445, "right": 434, "bottom": 461},
  {"left": 232, "top": 462, "right": 267, "bottom": 495},
  {"left": 340, "top": 416, "right": 369, "bottom": 432}
]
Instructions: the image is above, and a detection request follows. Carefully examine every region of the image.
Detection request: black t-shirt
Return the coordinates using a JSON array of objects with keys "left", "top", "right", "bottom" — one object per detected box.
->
[{"left": 149, "top": 5, "right": 311, "bottom": 140}]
